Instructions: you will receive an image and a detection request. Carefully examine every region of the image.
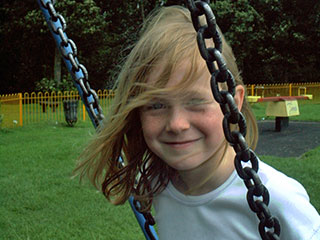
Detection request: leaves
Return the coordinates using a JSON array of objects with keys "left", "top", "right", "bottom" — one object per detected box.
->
[
  {"left": 35, "top": 76, "right": 76, "bottom": 92},
  {"left": 0, "top": 0, "right": 319, "bottom": 94},
  {"left": 213, "top": 0, "right": 320, "bottom": 84}
]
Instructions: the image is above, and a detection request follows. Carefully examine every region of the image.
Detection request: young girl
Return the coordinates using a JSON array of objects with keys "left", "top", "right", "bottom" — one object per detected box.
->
[{"left": 75, "top": 5, "right": 320, "bottom": 240}]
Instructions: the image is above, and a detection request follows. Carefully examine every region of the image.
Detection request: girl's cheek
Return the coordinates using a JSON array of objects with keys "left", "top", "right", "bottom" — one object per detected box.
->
[
  {"left": 141, "top": 114, "right": 164, "bottom": 133},
  {"left": 195, "top": 109, "right": 224, "bottom": 131}
]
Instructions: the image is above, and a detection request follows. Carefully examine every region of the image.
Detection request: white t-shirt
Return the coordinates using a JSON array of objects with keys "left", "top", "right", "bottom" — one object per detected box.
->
[{"left": 153, "top": 161, "right": 320, "bottom": 240}]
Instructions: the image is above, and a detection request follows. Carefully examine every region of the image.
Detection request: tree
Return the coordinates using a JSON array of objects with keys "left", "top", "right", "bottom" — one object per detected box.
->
[
  {"left": 1, "top": 0, "right": 319, "bottom": 94},
  {"left": 212, "top": 0, "right": 320, "bottom": 84},
  {"left": 52, "top": 0, "right": 111, "bottom": 90},
  {"left": 0, "top": 0, "right": 110, "bottom": 94},
  {"left": 0, "top": 0, "right": 50, "bottom": 93}
]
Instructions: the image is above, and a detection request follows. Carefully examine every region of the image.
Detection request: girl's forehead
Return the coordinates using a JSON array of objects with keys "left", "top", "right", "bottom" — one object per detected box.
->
[
  {"left": 144, "top": 67, "right": 213, "bottom": 102},
  {"left": 147, "top": 59, "right": 209, "bottom": 88},
  {"left": 148, "top": 88, "right": 214, "bottom": 105},
  {"left": 147, "top": 63, "right": 166, "bottom": 84}
]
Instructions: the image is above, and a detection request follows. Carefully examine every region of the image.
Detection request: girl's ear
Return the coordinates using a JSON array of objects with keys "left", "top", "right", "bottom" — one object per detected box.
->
[{"left": 234, "top": 85, "right": 245, "bottom": 111}]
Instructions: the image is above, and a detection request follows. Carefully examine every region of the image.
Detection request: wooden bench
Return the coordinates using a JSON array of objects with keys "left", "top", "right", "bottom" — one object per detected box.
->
[
  {"left": 39, "top": 101, "right": 60, "bottom": 113},
  {"left": 256, "top": 96, "right": 310, "bottom": 131}
]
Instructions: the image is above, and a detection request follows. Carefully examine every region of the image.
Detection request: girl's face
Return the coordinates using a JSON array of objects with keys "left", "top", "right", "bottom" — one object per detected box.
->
[{"left": 140, "top": 62, "right": 243, "bottom": 172}]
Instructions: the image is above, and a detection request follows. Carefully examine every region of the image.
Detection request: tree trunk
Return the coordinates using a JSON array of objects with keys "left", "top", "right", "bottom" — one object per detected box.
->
[
  {"left": 54, "top": 47, "right": 61, "bottom": 84},
  {"left": 140, "top": 0, "right": 145, "bottom": 21}
]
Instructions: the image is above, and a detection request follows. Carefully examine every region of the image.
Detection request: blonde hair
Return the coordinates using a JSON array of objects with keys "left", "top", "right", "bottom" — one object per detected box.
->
[{"left": 74, "top": 6, "right": 258, "bottom": 211}]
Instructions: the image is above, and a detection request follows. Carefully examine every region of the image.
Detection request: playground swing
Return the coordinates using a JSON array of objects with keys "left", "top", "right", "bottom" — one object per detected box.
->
[{"left": 37, "top": 1, "right": 281, "bottom": 239}]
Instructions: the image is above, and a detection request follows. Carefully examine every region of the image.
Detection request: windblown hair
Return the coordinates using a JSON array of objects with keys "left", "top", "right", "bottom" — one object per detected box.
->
[{"left": 74, "top": 6, "right": 258, "bottom": 211}]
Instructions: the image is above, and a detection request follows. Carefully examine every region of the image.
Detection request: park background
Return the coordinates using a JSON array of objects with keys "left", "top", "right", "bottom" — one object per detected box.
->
[
  {"left": 1, "top": 0, "right": 320, "bottom": 239},
  {"left": 1, "top": 0, "right": 320, "bottom": 94}
]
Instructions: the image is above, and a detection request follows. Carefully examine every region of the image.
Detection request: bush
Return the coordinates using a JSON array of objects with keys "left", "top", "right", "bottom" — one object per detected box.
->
[{"left": 35, "top": 76, "right": 76, "bottom": 92}]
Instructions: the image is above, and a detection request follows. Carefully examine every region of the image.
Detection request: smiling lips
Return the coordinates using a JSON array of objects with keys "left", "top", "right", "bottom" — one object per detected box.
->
[{"left": 163, "top": 139, "right": 200, "bottom": 149}]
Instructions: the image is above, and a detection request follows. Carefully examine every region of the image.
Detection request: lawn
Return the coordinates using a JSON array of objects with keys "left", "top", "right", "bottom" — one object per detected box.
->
[
  {"left": 250, "top": 99, "right": 320, "bottom": 121},
  {"left": 1, "top": 114, "right": 319, "bottom": 239},
  {"left": 0, "top": 122, "right": 145, "bottom": 239}
]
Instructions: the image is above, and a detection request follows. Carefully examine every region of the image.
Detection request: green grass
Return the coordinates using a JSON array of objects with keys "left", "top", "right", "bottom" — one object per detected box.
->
[
  {"left": 1, "top": 120, "right": 319, "bottom": 239},
  {"left": 251, "top": 100, "right": 320, "bottom": 121},
  {"left": 260, "top": 149, "right": 320, "bottom": 212},
  {"left": 0, "top": 122, "right": 145, "bottom": 240}
]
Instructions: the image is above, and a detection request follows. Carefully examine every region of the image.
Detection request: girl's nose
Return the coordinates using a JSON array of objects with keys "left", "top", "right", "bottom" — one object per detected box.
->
[{"left": 165, "top": 107, "right": 190, "bottom": 134}]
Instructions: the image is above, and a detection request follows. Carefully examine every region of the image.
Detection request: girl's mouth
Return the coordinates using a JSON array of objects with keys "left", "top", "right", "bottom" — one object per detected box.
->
[{"left": 164, "top": 139, "right": 199, "bottom": 149}]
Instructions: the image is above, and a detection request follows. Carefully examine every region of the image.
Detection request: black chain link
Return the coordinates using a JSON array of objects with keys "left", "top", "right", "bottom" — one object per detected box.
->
[
  {"left": 39, "top": 0, "right": 104, "bottom": 127},
  {"left": 186, "top": 1, "right": 281, "bottom": 239}
]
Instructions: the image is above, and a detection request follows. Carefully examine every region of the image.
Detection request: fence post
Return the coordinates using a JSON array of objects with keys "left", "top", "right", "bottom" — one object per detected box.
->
[
  {"left": 19, "top": 93, "right": 23, "bottom": 127},
  {"left": 83, "top": 104, "right": 86, "bottom": 121},
  {"left": 289, "top": 83, "right": 292, "bottom": 96}
]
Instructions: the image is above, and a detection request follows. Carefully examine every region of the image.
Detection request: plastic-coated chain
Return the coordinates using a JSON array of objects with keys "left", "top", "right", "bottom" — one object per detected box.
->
[
  {"left": 39, "top": 0, "right": 104, "bottom": 128},
  {"left": 37, "top": 1, "right": 158, "bottom": 239}
]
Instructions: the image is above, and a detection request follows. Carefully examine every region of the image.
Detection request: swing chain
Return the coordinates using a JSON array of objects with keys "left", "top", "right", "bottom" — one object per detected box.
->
[
  {"left": 143, "top": 212, "right": 156, "bottom": 240},
  {"left": 133, "top": 199, "right": 157, "bottom": 240},
  {"left": 186, "top": 1, "right": 281, "bottom": 240},
  {"left": 39, "top": 0, "right": 104, "bottom": 127},
  {"left": 39, "top": 1, "right": 156, "bottom": 239}
]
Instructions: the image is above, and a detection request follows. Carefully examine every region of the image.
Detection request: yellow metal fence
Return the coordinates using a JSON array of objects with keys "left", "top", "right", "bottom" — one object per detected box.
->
[
  {"left": 0, "top": 90, "right": 114, "bottom": 128},
  {"left": 1, "top": 83, "right": 319, "bottom": 128},
  {"left": 246, "top": 82, "right": 320, "bottom": 100}
]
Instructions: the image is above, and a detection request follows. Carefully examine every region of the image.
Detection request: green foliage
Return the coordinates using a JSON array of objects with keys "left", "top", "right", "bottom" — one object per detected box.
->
[
  {"left": 35, "top": 76, "right": 76, "bottom": 92},
  {"left": 212, "top": 0, "right": 320, "bottom": 84},
  {"left": 35, "top": 78, "right": 58, "bottom": 92},
  {"left": 0, "top": 0, "right": 110, "bottom": 94},
  {"left": 1, "top": 0, "right": 319, "bottom": 94}
]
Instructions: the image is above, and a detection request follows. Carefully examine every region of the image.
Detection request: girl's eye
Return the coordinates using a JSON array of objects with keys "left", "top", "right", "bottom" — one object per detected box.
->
[
  {"left": 152, "top": 102, "right": 166, "bottom": 109},
  {"left": 186, "top": 98, "right": 206, "bottom": 106},
  {"left": 147, "top": 102, "right": 166, "bottom": 110}
]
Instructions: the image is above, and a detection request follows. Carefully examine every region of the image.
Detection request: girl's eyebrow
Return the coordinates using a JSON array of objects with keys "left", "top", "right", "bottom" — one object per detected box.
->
[
  {"left": 151, "top": 90, "right": 209, "bottom": 101},
  {"left": 180, "top": 90, "right": 206, "bottom": 99}
]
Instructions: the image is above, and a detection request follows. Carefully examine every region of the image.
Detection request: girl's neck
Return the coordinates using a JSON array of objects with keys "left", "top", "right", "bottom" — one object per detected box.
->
[{"left": 172, "top": 143, "right": 235, "bottom": 196}]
